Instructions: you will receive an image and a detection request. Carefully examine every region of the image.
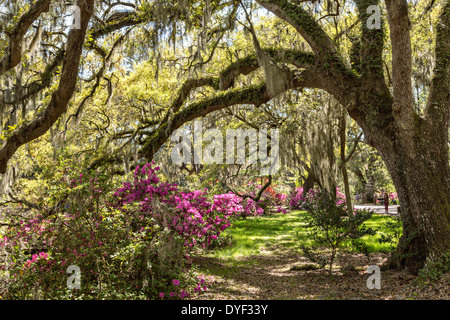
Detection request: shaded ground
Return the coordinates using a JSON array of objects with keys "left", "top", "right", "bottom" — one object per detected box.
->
[
  {"left": 1, "top": 207, "right": 448, "bottom": 300},
  {"left": 191, "top": 245, "right": 449, "bottom": 300},
  {"left": 190, "top": 210, "right": 448, "bottom": 300}
]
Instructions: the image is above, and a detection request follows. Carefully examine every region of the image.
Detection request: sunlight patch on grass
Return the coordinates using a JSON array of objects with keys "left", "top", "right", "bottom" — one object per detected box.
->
[{"left": 208, "top": 211, "right": 402, "bottom": 261}]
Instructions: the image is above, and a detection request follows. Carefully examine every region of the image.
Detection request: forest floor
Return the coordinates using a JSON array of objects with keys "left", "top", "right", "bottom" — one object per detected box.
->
[
  {"left": 192, "top": 246, "right": 449, "bottom": 300},
  {"left": 191, "top": 211, "right": 449, "bottom": 300}
]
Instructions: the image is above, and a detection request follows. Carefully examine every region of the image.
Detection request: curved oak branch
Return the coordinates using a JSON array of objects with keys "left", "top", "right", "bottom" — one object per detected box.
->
[{"left": 0, "top": 0, "right": 96, "bottom": 174}]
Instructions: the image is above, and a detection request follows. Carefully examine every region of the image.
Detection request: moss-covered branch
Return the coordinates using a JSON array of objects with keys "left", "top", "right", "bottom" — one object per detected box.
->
[
  {"left": 385, "top": 0, "right": 415, "bottom": 124},
  {"left": 156, "top": 48, "right": 315, "bottom": 127},
  {"left": 219, "top": 48, "right": 315, "bottom": 90},
  {"left": 140, "top": 66, "right": 326, "bottom": 161},
  {"left": 354, "top": 0, "right": 386, "bottom": 83},
  {"left": 256, "top": 0, "right": 335, "bottom": 56},
  {"left": 89, "top": 10, "right": 149, "bottom": 40},
  {"left": 0, "top": 0, "right": 51, "bottom": 76},
  {"left": 0, "top": 0, "right": 96, "bottom": 174},
  {"left": 140, "top": 83, "right": 271, "bottom": 160},
  {"left": 425, "top": 0, "right": 449, "bottom": 125},
  {"left": 255, "top": 0, "right": 361, "bottom": 112}
]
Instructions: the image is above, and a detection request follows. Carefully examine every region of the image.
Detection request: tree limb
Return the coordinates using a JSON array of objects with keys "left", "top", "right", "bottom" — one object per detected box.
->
[
  {"left": 230, "top": 175, "right": 272, "bottom": 202},
  {"left": 0, "top": 0, "right": 51, "bottom": 76},
  {"left": 140, "top": 67, "right": 325, "bottom": 162},
  {"left": 256, "top": 0, "right": 336, "bottom": 57},
  {"left": 0, "top": 0, "right": 96, "bottom": 174},
  {"left": 425, "top": 0, "right": 449, "bottom": 126},
  {"left": 385, "top": 0, "right": 415, "bottom": 124}
]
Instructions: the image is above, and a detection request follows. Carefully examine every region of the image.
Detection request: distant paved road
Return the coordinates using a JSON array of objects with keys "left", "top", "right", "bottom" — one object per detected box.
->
[{"left": 354, "top": 204, "right": 400, "bottom": 216}]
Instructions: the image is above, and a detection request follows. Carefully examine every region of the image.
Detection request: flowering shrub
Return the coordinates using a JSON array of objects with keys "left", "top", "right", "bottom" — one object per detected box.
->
[
  {"left": 375, "top": 192, "right": 399, "bottom": 205},
  {"left": 158, "top": 275, "right": 214, "bottom": 300},
  {"left": 289, "top": 187, "right": 346, "bottom": 211},
  {"left": 1, "top": 159, "right": 296, "bottom": 299},
  {"left": 0, "top": 162, "right": 234, "bottom": 299},
  {"left": 234, "top": 181, "right": 288, "bottom": 217},
  {"left": 289, "top": 187, "right": 305, "bottom": 209},
  {"left": 389, "top": 192, "right": 399, "bottom": 204},
  {"left": 1, "top": 166, "right": 135, "bottom": 299},
  {"left": 113, "top": 165, "right": 244, "bottom": 249}
]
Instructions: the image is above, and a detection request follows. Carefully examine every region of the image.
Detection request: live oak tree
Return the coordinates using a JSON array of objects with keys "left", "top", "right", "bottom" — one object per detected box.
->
[
  {"left": 132, "top": 0, "right": 449, "bottom": 273},
  {"left": 0, "top": 0, "right": 448, "bottom": 273}
]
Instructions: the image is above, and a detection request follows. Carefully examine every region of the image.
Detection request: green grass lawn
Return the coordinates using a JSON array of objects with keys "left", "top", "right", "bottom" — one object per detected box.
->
[{"left": 209, "top": 210, "right": 402, "bottom": 260}]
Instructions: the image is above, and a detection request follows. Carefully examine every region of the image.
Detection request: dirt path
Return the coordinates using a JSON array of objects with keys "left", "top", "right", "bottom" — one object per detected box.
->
[
  {"left": 354, "top": 204, "right": 400, "bottom": 216},
  {"left": 191, "top": 245, "right": 449, "bottom": 300}
]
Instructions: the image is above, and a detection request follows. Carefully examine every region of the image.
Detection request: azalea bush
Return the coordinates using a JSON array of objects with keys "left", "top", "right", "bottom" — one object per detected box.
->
[
  {"left": 289, "top": 187, "right": 306, "bottom": 209},
  {"left": 389, "top": 192, "right": 399, "bottom": 204},
  {"left": 1, "top": 165, "right": 137, "bottom": 299},
  {"left": 234, "top": 181, "right": 288, "bottom": 217},
  {"left": 113, "top": 165, "right": 245, "bottom": 249},
  {"left": 375, "top": 192, "right": 399, "bottom": 205},
  {"left": 289, "top": 187, "right": 346, "bottom": 211},
  {"left": 0, "top": 162, "right": 242, "bottom": 299}
]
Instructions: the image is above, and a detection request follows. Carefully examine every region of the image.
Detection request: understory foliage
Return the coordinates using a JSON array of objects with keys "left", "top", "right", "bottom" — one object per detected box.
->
[
  {"left": 0, "top": 156, "right": 293, "bottom": 299},
  {"left": 235, "top": 181, "right": 288, "bottom": 216},
  {"left": 0, "top": 162, "right": 252, "bottom": 299},
  {"left": 418, "top": 253, "right": 450, "bottom": 283},
  {"left": 377, "top": 216, "right": 403, "bottom": 253},
  {"left": 301, "top": 189, "right": 376, "bottom": 275},
  {"left": 289, "top": 187, "right": 346, "bottom": 210}
]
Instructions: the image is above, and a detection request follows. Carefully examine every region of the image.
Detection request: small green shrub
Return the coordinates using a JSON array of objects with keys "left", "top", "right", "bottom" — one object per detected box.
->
[
  {"left": 418, "top": 253, "right": 450, "bottom": 283},
  {"left": 302, "top": 191, "right": 377, "bottom": 275}
]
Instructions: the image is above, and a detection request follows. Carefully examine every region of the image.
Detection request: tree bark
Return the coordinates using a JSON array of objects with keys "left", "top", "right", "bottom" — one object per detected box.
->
[
  {"left": 372, "top": 123, "right": 450, "bottom": 274},
  {"left": 302, "top": 172, "right": 316, "bottom": 194},
  {"left": 339, "top": 112, "right": 353, "bottom": 215},
  {"left": 344, "top": 71, "right": 449, "bottom": 273}
]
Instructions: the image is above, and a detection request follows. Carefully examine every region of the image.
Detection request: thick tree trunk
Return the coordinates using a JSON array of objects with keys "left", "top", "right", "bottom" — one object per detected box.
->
[
  {"left": 339, "top": 113, "right": 353, "bottom": 214},
  {"left": 365, "top": 176, "right": 375, "bottom": 204},
  {"left": 368, "top": 122, "right": 450, "bottom": 274},
  {"left": 343, "top": 65, "right": 448, "bottom": 274},
  {"left": 387, "top": 157, "right": 448, "bottom": 273},
  {"left": 302, "top": 172, "right": 316, "bottom": 194},
  {"left": 352, "top": 167, "right": 371, "bottom": 203}
]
